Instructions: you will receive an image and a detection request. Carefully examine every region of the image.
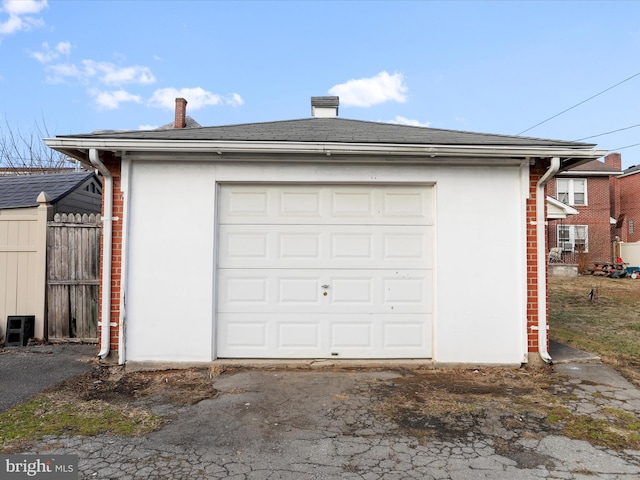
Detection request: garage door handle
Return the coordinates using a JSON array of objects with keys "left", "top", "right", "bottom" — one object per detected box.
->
[{"left": 321, "top": 284, "right": 330, "bottom": 289}]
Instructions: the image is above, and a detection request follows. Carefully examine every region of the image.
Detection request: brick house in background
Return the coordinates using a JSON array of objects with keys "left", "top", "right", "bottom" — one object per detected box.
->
[
  {"left": 546, "top": 153, "right": 622, "bottom": 267},
  {"left": 613, "top": 161, "right": 640, "bottom": 243}
]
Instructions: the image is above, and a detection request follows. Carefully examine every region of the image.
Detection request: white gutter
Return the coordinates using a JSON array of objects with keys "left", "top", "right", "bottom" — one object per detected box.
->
[
  {"left": 89, "top": 148, "right": 113, "bottom": 360},
  {"left": 44, "top": 138, "right": 608, "bottom": 160},
  {"left": 558, "top": 170, "right": 621, "bottom": 177},
  {"left": 536, "top": 157, "right": 560, "bottom": 364}
]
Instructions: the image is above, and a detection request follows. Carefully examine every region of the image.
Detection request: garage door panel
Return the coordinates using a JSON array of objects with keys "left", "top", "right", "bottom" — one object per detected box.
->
[
  {"left": 382, "top": 191, "right": 428, "bottom": 217},
  {"left": 217, "top": 313, "right": 432, "bottom": 358},
  {"left": 226, "top": 190, "right": 270, "bottom": 218},
  {"left": 383, "top": 317, "right": 432, "bottom": 349},
  {"left": 330, "top": 278, "right": 373, "bottom": 303},
  {"left": 281, "top": 190, "right": 322, "bottom": 217},
  {"left": 331, "top": 322, "right": 372, "bottom": 347},
  {"left": 219, "top": 314, "right": 323, "bottom": 357},
  {"left": 219, "top": 225, "right": 432, "bottom": 269},
  {"left": 224, "top": 321, "right": 268, "bottom": 348},
  {"left": 225, "top": 232, "right": 269, "bottom": 259},
  {"left": 332, "top": 191, "right": 374, "bottom": 218},
  {"left": 279, "top": 233, "right": 321, "bottom": 259},
  {"left": 279, "top": 322, "right": 321, "bottom": 348},
  {"left": 384, "top": 277, "right": 429, "bottom": 304},
  {"left": 225, "top": 276, "right": 268, "bottom": 304},
  {"left": 218, "top": 269, "right": 431, "bottom": 313},
  {"left": 279, "top": 278, "right": 321, "bottom": 303},
  {"left": 220, "top": 185, "right": 433, "bottom": 225},
  {"left": 331, "top": 233, "right": 373, "bottom": 259}
]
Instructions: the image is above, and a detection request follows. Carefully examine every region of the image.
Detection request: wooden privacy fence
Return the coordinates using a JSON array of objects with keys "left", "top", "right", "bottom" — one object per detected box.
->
[{"left": 47, "top": 213, "right": 101, "bottom": 340}]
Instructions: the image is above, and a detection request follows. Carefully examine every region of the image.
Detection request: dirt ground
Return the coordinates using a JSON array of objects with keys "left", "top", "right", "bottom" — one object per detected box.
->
[
  {"left": 59, "top": 365, "right": 220, "bottom": 406},
  {"left": 47, "top": 362, "right": 639, "bottom": 454}
]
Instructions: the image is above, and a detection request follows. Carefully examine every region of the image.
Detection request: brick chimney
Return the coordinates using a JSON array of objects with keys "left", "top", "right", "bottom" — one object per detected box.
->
[
  {"left": 174, "top": 98, "right": 187, "bottom": 128},
  {"left": 604, "top": 152, "right": 622, "bottom": 170}
]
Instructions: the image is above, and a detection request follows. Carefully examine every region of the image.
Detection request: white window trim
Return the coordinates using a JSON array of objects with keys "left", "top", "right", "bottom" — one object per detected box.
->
[
  {"left": 557, "top": 225, "right": 589, "bottom": 253},
  {"left": 557, "top": 178, "right": 587, "bottom": 206}
]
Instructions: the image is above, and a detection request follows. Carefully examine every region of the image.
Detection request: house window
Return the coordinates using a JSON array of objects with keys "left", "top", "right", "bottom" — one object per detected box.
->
[
  {"left": 631, "top": 220, "right": 635, "bottom": 234},
  {"left": 558, "top": 225, "right": 588, "bottom": 253},
  {"left": 557, "top": 178, "right": 587, "bottom": 206}
]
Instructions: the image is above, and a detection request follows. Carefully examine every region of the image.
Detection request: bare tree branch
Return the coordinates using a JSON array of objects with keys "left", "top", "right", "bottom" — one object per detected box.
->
[{"left": 0, "top": 118, "right": 76, "bottom": 175}]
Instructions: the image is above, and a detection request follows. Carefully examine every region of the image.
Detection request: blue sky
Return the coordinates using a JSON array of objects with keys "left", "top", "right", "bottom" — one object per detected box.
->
[{"left": 1, "top": 0, "right": 639, "bottom": 168}]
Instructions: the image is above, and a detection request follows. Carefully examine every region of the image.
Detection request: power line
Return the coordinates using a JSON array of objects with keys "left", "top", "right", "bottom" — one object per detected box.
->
[
  {"left": 611, "top": 142, "right": 640, "bottom": 152},
  {"left": 575, "top": 123, "right": 640, "bottom": 141},
  {"left": 517, "top": 71, "right": 640, "bottom": 135}
]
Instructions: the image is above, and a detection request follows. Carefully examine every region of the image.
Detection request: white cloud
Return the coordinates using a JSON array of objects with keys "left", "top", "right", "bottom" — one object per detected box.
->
[
  {"left": 388, "top": 116, "right": 431, "bottom": 127},
  {"left": 3, "top": 0, "right": 47, "bottom": 15},
  {"left": 148, "top": 87, "right": 244, "bottom": 110},
  {"left": 85, "top": 61, "right": 156, "bottom": 86},
  {"left": 56, "top": 41, "right": 70, "bottom": 55},
  {"left": 329, "top": 71, "right": 408, "bottom": 107},
  {"left": 91, "top": 89, "right": 142, "bottom": 110},
  {"left": 32, "top": 41, "right": 71, "bottom": 63},
  {"left": 45, "top": 62, "right": 83, "bottom": 83},
  {"left": 44, "top": 59, "right": 156, "bottom": 86},
  {"left": 229, "top": 92, "right": 244, "bottom": 107},
  {"left": 138, "top": 124, "right": 158, "bottom": 130},
  {"left": 0, "top": 0, "right": 47, "bottom": 35}
]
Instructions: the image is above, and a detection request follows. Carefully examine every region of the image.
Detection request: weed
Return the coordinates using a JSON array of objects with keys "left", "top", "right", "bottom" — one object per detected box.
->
[{"left": 0, "top": 394, "right": 163, "bottom": 453}]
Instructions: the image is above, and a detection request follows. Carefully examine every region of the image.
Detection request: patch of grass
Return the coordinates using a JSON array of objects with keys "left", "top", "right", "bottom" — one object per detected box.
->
[
  {"left": 0, "top": 366, "right": 218, "bottom": 454},
  {"left": 542, "top": 403, "right": 640, "bottom": 450},
  {"left": 546, "top": 406, "right": 571, "bottom": 424},
  {"left": 549, "top": 276, "right": 640, "bottom": 385},
  {"left": 603, "top": 407, "right": 640, "bottom": 431},
  {"left": 0, "top": 393, "right": 163, "bottom": 453},
  {"left": 373, "top": 367, "right": 557, "bottom": 442},
  {"left": 562, "top": 416, "right": 634, "bottom": 450},
  {"left": 373, "top": 366, "right": 640, "bottom": 452}
]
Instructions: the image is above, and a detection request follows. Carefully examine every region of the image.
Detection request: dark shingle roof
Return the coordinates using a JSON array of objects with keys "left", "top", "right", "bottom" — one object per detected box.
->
[
  {"left": 0, "top": 171, "right": 95, "bottom": 209},
  {"left": 61, "top": 117, "right": 595, "bottom": 148},
  {"left": 566, "top": 159, "right": 622, "bottom": 174},
  {"left": 623, "top": 164, "right": 640, "bottom": 176},
  {"left": 156, "top": 115, "right": 202, "bottom": 130}
]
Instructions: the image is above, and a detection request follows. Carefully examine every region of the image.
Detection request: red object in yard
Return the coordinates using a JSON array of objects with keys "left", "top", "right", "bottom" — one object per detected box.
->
[{"left": 616, "top": 257, "right": 623, "bottom": 264}]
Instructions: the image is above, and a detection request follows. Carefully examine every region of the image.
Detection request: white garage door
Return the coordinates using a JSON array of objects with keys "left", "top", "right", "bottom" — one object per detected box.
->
[{"left": 216, "top": 184, "right": 434, "bottom": 359}]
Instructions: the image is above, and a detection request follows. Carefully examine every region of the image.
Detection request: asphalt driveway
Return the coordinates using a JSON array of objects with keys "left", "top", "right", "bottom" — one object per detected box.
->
[
  {"left": 3, "top": 343, "right": 640, "bottom": 479},
  {"left": 0, "top": 343, "right": 96, "bottom": 412}
]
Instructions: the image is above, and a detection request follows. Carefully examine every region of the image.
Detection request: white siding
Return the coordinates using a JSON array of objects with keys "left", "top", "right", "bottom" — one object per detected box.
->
[{"left": 124, "top": 160, "right": 527, "bottom": 364}]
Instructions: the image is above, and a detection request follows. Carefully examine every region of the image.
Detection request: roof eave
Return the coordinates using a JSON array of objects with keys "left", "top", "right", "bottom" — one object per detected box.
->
[
  {"left": 44, "top": 138, "right": 607, "bottom": 165},
  {"left": 557, "top": 169, "right": 622, "bottom": 177},
  {"left": 546, "top": 196, "right": 579, "bottom": 216},
  {"left": 618, "top": 169, "right": 640, "bottom": 179}
]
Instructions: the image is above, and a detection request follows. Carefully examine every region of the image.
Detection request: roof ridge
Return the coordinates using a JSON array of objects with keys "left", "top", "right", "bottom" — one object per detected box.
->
[{"left": 59, "top": 117, "right": 596, "bottom": 148}]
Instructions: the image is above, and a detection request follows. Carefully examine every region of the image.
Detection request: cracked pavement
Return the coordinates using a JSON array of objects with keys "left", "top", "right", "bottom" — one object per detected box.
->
[{"left": 17, "top": 362, "right": 640, "bottom": 480}]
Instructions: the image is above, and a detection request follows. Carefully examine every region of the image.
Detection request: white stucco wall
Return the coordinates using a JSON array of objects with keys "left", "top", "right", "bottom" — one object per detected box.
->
[
  {"left": 621, "top": 242, "right": 640, "bottom": 268},
  {"left": 123, "top": 159, "right": 528, "bottom": 364}
]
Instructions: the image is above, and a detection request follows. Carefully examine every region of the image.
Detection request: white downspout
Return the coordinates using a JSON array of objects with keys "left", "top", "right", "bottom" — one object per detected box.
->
[
  {"left": 536, "top": 156, "right": 560, "bottom": 364},
  {"left": 90, "top": 148, "right": 113, "bottom": 360}
]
